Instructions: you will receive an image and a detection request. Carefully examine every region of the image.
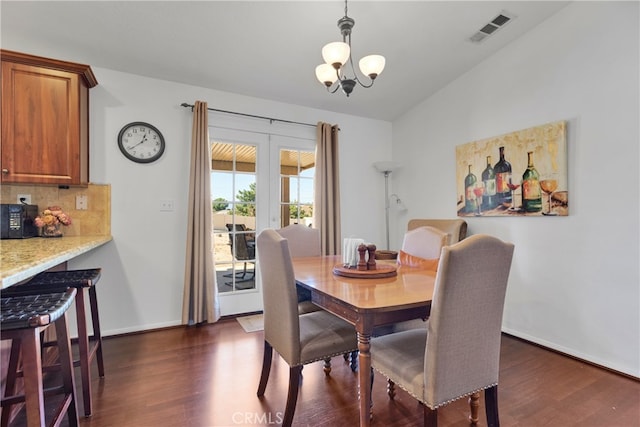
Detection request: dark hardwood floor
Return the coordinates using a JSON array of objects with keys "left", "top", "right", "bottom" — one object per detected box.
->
[{"left": 11, "top": 318, "right": 639, "bottom": 426}]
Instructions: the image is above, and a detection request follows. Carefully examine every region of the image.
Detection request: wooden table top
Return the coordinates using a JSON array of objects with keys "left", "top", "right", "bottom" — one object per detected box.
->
[{"left": 291, "top": 255, "right": 436, "bottom": 310}]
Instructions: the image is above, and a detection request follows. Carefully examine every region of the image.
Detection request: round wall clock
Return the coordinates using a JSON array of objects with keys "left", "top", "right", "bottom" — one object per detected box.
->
[{"left": 117, "top": 122, "right": 165, "bottom": 163}]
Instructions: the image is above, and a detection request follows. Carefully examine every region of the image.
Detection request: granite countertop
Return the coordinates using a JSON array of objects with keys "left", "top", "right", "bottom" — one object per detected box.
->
[{"left": 0, "top": 235, "right": 112, "bottom": 288}]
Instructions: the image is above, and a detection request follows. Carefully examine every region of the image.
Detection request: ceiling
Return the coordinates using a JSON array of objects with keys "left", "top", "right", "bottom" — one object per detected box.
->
[{"left": 0, "top": 1, "right": 570, "bottom": 121}]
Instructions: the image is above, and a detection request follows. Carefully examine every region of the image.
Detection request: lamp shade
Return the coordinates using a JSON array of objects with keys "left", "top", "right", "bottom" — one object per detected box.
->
[
  {"left": 315, "top": 64, "right": 339, "bottom": 86},
  {"left": 359, "top": 55, "right": 385, "bottom": 78},
  {"left": 373, "top": 161, "right": 401, "bottom": 173},
  {"left": 322, "top": 42, "right": 350, "bottom": 68}
]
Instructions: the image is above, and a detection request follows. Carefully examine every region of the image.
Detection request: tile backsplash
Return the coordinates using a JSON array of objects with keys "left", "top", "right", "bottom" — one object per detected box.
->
[{"left": 1, "top": 183, "right": 111, "bottom": 236}]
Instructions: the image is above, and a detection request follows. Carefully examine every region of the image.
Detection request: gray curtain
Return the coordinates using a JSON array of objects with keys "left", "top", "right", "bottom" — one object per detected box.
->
[
  {"left": 182, "top": 101, "right": 220, "bottom": 325},
  {"left": 314, "top": 122, "right": 341, "bottom": 255}
]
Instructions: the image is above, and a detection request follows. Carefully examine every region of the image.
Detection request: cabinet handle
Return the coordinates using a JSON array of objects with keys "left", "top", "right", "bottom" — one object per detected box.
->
[{"left": 1, "top": 169, "right": 8, "bottom": 174}]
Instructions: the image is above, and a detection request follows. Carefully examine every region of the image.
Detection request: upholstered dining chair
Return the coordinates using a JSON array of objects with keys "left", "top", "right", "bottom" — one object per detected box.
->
[
  {"left": 407, "top": 218, "right": 467, "bottom": 245},
  {"left": 277, "top": 224, "right": 359, "bottom": 371},
  {"left": 370, "top": 234, "right": 515, "bottom": 426},
  {"left": 256, "top": 229, "right": 358, "bottom": 427},
  {"left": 373, "top": 226, "right": 449, "bottom": 337},
  {"left": 276, "top": 224, "right": 322, "bottom": 314},
  {"left": 400, "top": 225, "right": 450, "bottom": 263},
  {"left": 276, "top": 224, "right": 320, "bottom": 257},
  {"left": 276, "top": 224, "right": 359, "bottom": 370}
]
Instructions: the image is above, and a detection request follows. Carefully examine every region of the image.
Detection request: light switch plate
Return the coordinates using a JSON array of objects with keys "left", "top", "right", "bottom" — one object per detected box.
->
[{"left": 159, "top": 200, "right": 174, "bottom": 211}]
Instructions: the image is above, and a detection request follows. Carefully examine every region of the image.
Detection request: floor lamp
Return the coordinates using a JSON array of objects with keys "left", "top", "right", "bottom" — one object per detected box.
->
[{"left": 373, "top": 161, "right": 401, "bottom": 250}]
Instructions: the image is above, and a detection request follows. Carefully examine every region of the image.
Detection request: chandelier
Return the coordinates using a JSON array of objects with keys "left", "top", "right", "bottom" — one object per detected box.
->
[{"left": 315, "top": 0, "right": 385, "bottom": 97}]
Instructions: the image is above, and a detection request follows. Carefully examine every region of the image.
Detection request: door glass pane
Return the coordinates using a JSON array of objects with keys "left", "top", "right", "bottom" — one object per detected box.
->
[
  {"left": 212, "top": 142, "right": 257, "bottom": 293},
  {"left": 279, "top": 149, "right": 315, "bottom": 228}
]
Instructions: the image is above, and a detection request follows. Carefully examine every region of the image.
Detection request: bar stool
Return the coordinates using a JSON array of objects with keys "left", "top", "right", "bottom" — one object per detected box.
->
[
  {"left": 1, "top": 289, "right": 79, "bottom": 427},
  {"left": 2, "top": 268, "right": 104, "bottom": 417}
]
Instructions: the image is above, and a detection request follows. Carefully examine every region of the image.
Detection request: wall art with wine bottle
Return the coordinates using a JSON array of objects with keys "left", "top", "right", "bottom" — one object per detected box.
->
[{"left": 455, "top": 120, "right": 568, "bottom": 217}]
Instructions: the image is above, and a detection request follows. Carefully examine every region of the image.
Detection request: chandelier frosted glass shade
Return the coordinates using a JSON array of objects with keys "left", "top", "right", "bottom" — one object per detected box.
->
[
  {"left": 316, "top": 64, "right": 339, "bottom": 87},
  {"left": 322, "top": 42, "right": 351, "bottom": 68},
  {"left": 359, "top": 55, "right": 385, "bottom": 79}
]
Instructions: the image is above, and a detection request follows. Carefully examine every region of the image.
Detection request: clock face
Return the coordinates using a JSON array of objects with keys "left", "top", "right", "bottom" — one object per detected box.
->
[{"left": 117, "top": 122, "right": 165, "bottom": 163}]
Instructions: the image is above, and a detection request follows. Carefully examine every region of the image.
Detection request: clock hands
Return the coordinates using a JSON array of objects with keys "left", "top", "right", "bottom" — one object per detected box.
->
[{"left": 127, "top": 132, "right": 148, "bottom": 150}]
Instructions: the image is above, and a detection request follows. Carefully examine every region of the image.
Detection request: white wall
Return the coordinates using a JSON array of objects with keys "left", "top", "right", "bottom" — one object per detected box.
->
[
  {"left": 391, "top": 2, "right": 639, "bottom": 377},
  {"left": 68, "top": 69, "right": 392, "bottom": 335}
]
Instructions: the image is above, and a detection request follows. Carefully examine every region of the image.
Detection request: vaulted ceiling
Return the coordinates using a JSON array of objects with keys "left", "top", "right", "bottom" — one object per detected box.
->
[{"left": 1, "top": 1, "right": 570, "bottom": 121}]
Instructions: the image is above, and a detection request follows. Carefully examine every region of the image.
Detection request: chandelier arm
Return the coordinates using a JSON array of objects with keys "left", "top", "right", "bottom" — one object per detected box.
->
[
  {"left": 345, "top": 52, "right": 376, "bottom": 89},
  {"left": 326, "top": 83, "right": 342, "bottom": 94},
  {"left": 343, "top": 24, "right": 376, "bottom": 89},
  {"left": 356, "top": 77, "right": 375, "bottom": 88}
]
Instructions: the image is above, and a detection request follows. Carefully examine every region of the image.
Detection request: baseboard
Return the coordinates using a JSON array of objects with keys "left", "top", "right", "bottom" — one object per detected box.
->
[{"left": 501, "top": 330, "right": 639, "bottom": 381}]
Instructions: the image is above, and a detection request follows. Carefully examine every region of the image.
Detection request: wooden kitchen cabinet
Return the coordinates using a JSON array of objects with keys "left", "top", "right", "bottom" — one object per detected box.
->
[{"left": 1, "top": 50, "right": 98, "bottom": 185}]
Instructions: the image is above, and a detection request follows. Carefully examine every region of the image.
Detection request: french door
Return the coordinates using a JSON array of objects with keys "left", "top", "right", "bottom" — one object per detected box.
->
[{"left": 210, "top": 122, "right": 315, "bottom": 316}]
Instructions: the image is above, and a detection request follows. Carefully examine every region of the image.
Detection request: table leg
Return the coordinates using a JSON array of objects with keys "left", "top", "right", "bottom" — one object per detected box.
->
[{"left": 357, "top": 331, "right": 372, "bottom": 427}]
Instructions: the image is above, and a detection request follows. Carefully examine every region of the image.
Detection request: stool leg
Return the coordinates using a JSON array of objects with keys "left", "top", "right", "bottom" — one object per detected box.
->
[
  {"left": 89, "top": 286, "right": 105, "bottom": 378},
  {"left": 55, "top": 311, "right": 79, "bottom": 427},
  {"left": 1, "top": 340, "right": 22, "bottom": 427},
  {"left": 75, "top": 288, "right": 93, "bottom": 417},
  {"left": 20, "top": 329, "right": 46, "bottom": 427}
]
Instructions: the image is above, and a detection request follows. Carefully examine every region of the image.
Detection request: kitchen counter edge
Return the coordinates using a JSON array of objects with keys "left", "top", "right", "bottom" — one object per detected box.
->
[{"left": 1, "top": 235, "right": 112, "bottom": 288}]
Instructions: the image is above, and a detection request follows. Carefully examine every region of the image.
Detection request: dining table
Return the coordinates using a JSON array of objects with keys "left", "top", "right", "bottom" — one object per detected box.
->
[{"left": 291, "top": 255, "right": 437, "bottom": 427}]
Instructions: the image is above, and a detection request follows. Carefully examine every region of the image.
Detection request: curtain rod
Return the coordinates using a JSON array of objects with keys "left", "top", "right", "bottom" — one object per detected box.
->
[{"left": 180, "top": 103, "right": 316, "bottom": 128}]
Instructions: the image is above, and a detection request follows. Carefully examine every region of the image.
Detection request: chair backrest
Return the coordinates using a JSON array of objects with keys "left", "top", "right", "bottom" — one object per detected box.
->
[
  {"left": 276, "top": 224, "right": 321, "bottom": 258},
  {"left": 407, "top": 219, "right": 467, "bottom": 246},
  {"left": 401, "top": 226, "right": 449, "bottom": 260},
  {"left": 256, "top": 229, "right": 301, "bottom": 364},
  {"left": 423, "top": 234, "right": 514, "bottom": 408},
  {"left": 227, "top": 223, "right": 254, "bottom": 260}
]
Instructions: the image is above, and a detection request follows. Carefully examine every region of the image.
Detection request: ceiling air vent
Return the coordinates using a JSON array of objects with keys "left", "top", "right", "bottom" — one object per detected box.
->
[{"left": 469, "top": 11, "right": 516, "bottom": 43}]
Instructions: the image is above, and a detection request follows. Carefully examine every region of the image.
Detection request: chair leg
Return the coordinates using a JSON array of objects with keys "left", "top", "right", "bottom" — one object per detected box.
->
[
  {"left": 89, "top": 286, "right": 105, "bottom": 378},
  {"left": 370, "top": 368, "right": 374, "bottom": 410},
  {"left": 1, "top": 339, "right": 22, "bottom": 427},
  {"left": 485, "top": 385, "right": 500, "bottom": 427},
  {"left": 20, "top": 329, "right": 46, "bottom": 427},
  {"left": 257, "top": 341, "right": 273, "bottom": 397},
  {"left": 469, "top": 391, "right": 480, "bottom": 424},
  {"left": 387, "top": 379, "right": 396, "bottom": 400},
  {"left": 350, "top": 350, "right": 358, "bottom": 372},
  {"left": 282, "top": 365, "right": 303, "bottom": 427},
  {"left": 323, "top": 358, "right": 331, "bottom": 375},
  {"left": 54, "top": 311, "right": 79, "bottom": 427},
  {"left": 75, "top": 288, "right": 93, "bottom": 417},
  {"left": 424, "top": 405, "right": 438, "bottom": 427}
]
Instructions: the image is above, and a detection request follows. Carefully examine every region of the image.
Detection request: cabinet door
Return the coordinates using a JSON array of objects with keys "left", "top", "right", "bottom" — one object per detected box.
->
[{"left": 1, "top": 61, "right": 85, "bottom": 185}]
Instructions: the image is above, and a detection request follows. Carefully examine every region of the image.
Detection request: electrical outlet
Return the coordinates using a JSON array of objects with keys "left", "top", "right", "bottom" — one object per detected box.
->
[
  {"left": 76, "top": 194, "right": 88, "bottom": 210},
  {"left": 17, "top": 194, "right": 32, "bottom": 204},
  {"left": 159, "top": 200, "right": 174, "bottom": 212}
]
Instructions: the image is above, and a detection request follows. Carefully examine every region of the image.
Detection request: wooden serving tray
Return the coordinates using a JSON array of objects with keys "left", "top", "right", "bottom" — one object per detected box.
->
[{"left": 333, "top": 263, "right": 398, "bottom": 279}]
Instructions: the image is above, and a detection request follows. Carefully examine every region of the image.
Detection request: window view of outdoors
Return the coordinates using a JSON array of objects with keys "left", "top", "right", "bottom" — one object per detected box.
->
[
  {"left": 280, "top": 149, "right": 315, "bottom": 228},
  {"left": 211, "top": 142, "right": 315, "bottom": 294},
  {"left": 212, "top": 142, "right": 257, "bottom": 293}
]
